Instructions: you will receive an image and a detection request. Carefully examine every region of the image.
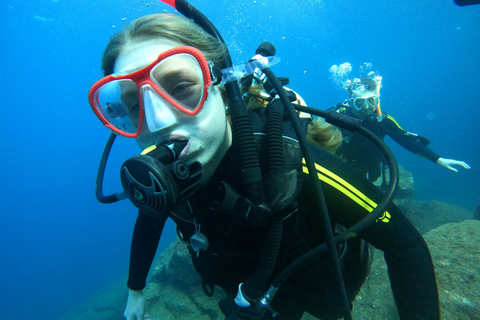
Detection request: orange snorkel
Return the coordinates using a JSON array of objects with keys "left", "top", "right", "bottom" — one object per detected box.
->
[{"left": 375, "top": 76, "right": 383, "bottom": 121}]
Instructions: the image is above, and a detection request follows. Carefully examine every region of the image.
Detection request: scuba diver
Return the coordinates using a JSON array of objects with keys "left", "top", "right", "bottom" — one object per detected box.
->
[
  {"left": 88, "top": 2, "right": 440, "bottom": 319},
  {"left": 330, "top": 73, "right": 470, "bottom": 182}
]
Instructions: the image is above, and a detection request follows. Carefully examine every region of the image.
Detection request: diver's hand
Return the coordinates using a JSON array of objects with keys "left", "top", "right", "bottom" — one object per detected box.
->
[
  {"left": 437, "top": 157, "right": 471, "bottom": 172},
  {"left": 124, "top": 289, "right": 149, "bottom": 320}
]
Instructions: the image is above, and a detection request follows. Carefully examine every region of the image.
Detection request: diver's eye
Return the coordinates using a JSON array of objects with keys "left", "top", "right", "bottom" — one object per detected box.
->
[
  {"left": 149, "top": 53, "right": 206, "bottom": 111},
  {"left": 121, "top": 93, "right": 141, "bottom": 122},
  {"left": 128, "top": 102, "right": 140, "bottom": 113},
  {"left": 367, "top": 97, "right": 378, "bottom": 106},
  {"left": 354, "top": 98, "right": 366, "bottom": 109},
  {"left": 127, "top": 102, "right": 140, "bottom": 119},
  {"left": 170, "top": 81, "right": 196, "bottom": 96},
  {"left": 121, "top": 95, "right": 139, "bottom": 111},
  {"left": 169, "top": 80, "right": 202, "bottom": 110}
]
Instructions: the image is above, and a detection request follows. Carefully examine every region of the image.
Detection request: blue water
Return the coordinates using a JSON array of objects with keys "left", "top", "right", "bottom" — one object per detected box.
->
[{"left": 1, "top": 1, "right": 479, "bottom": 319}]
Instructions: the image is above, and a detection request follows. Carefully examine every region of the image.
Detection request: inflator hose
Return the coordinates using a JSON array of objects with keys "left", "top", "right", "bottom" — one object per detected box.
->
[{"left": 262, "top": 68, "right": 353, "bottom": 320}]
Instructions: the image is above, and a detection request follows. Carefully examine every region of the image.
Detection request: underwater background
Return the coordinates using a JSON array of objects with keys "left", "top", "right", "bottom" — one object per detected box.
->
[{"left": 1, "top": 0, "right": 479, "bottom": 319}]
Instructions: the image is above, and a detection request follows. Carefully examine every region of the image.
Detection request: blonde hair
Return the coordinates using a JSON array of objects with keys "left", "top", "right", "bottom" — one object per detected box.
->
[
  {"left": 307, "top": 118, "right": 343, "bottom": 154},
  {"left": 101, "top": 13, "right": 227, "bottom": 76}
]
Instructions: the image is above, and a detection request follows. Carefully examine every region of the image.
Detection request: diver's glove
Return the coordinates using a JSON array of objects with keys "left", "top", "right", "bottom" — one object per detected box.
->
[
  {"left": 224, "top": 283, "right": 267, "bottom": 320},
  {"left": 436, "top": 157, "right": 471, "bottom": 172}
]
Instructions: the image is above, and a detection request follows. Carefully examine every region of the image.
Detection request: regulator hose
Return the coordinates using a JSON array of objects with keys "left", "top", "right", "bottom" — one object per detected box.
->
[{"left": 262, "top": 68, "right": 353, "bottom": 319}]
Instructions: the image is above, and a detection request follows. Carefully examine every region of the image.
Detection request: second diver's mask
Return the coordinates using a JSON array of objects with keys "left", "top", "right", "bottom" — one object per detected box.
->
[{"left": 350, "top": 95, "right": 380, "bottom": 112}]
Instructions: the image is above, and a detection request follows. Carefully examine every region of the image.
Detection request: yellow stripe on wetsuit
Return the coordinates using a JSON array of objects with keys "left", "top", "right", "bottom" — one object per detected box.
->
[
  {"left": 386, "top": 114, "right": 403, "bottom": 130},
  {"left": 302, "top": 159, "right": 391, "bottom": 223}
]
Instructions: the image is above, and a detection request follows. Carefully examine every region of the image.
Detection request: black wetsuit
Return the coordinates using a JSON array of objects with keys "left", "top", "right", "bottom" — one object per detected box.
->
[
  {"left": 126, "top": 109, "right": 440, "bottom": 320},
  {"left": 337, "top": 109, "right": 440, "bottom": 181}
]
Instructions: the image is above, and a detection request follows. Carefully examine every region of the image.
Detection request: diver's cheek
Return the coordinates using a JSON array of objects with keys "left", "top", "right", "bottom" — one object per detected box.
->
[
  {"left": 184, "top": 114, "right": 227, "bottom": 161},
  {"left": 135, "top": 134, "right": 152, "bottom": 150},
  {"left": 135, "top": 126, "right": 167, "bottom": 150}
]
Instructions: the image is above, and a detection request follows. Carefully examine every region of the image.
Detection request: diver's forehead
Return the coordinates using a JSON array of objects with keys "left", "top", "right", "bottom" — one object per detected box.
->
[
  {"left": 353, "top": 90, "right": 376, "bottom": 98},
  {"left": 114, "top": 38, "right": 185, "bottom": 74}
]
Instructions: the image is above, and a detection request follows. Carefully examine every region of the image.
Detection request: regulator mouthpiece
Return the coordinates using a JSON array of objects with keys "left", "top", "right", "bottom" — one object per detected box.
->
[{"left": 120, "top": 141, "right": 202, "bottom": 217}]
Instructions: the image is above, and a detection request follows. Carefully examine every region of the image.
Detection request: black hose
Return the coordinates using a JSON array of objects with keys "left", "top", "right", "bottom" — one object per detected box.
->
[
  {"left": 175, "top": 0, "right": 265, "bottom": 205},
  {"left": 262, "top": 68, "right": 353, "bottom": 320},
  {"left": 270, "top": 105, "right": 399, "bottom": 289},
  {"left": 95, "top": 133, "right": 121, "bottom": 204},
  {"left": 243, "top": 97, "right": 285, "bottom": 299},
  {"left": 266, "top": 100, "right": 284, "bottom": 171},
  {"left": 228, "top": 90, "right": 265, "bottom": 203},
  {"left": 243, "top": 216, "right": 283, "bottom": 299},
  {"left": 175, "top": 0, "right": 226, "bottom": 44}
]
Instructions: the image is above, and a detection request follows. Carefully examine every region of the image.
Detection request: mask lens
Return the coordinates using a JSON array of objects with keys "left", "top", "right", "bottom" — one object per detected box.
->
[
  {"left": 95, "top": 79, "right": 140, "bottom": 133},
  {"left": 367, "top": 96, "right": 379, "bottom": 107},
  {"left": 150, "top": 53, "right": 205, "bottom": 112},
  {"left": 353, "top": 98, "right": 366, "bottom": 110}
]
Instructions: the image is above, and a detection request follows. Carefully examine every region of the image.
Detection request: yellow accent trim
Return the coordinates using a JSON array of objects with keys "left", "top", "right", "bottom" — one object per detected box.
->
[
  {"left": 386, "top": 114, "right": 403, "bottom": 130},
  {"left": 141, "top": 145, "right": 157, "bottom": 155},
  {"left": 377, "top": 211, "right": 391, "bottom": 222},
  {"left": 302, "top": 159, "right": 390, "bottom": 223}
]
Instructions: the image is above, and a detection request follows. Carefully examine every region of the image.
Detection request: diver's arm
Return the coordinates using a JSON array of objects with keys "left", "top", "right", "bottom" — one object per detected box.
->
[
  {"left": 124, "top": 211, "right": 166, "bottom": 320},
  {"left": 127, "top": 211, "right": 166, "bottom": 289},
  {"left": 382, "top": 115, "right": 471, "bottom": 172},
  {"left": 382, "top": 113, "right": 441, "bottom": 162}
]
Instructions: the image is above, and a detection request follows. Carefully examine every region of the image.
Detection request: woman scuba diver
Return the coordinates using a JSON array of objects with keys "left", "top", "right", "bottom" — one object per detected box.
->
[{"left": 88, "top": 1, "right": 440, "bottom": 319}]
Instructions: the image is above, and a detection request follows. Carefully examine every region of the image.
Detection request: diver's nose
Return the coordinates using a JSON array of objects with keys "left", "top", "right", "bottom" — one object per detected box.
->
[{"left": 141, "top": 85, "right": 177, "bottom": 133}]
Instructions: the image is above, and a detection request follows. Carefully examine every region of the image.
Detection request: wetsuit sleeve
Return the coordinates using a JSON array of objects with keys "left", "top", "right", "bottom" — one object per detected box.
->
[
  {"left": 382, "top": 113, "right": 440, "bottom": 162},
  {"left": 302, "top": 145, "right": 440, "bottom": 319},
  {"left": 127, "top": 211, "right": 167, "bottom": 290}
]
